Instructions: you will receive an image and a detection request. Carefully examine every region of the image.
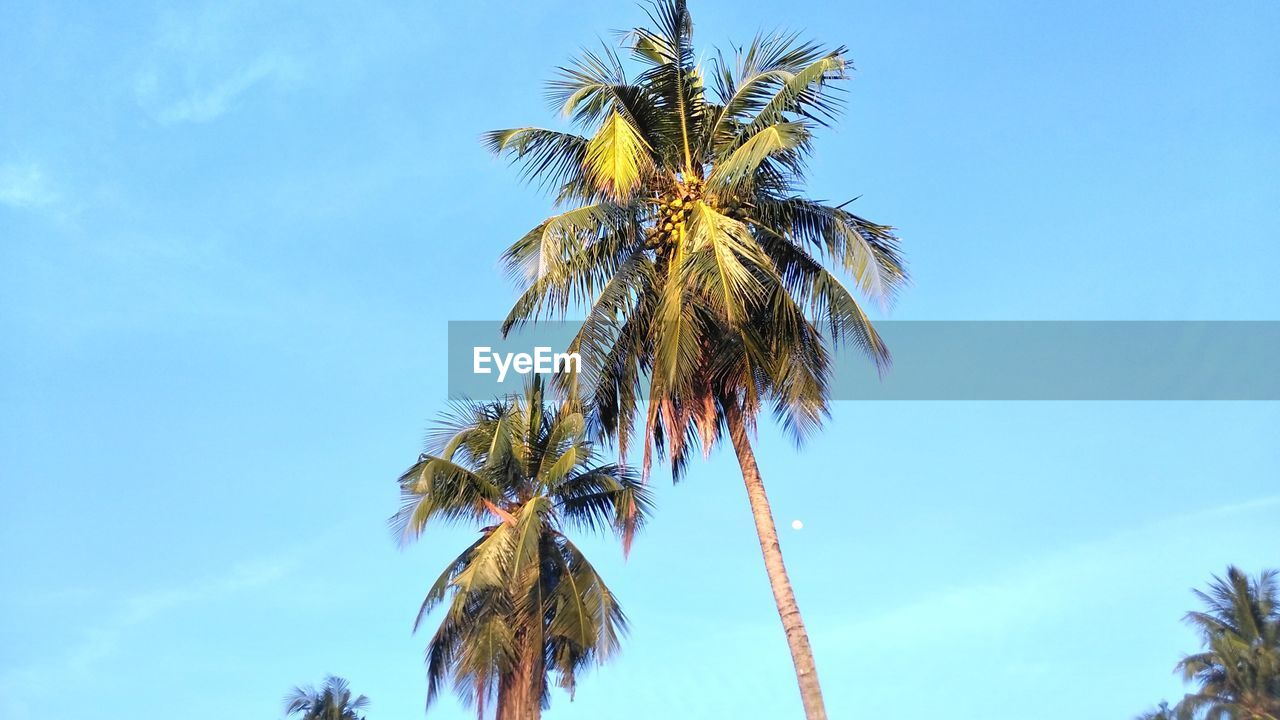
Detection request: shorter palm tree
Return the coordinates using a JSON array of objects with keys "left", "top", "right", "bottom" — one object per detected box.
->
[
  {"left": 393, "top": 378, "right": 652, "bottom": 719},
  {"left": 283, "top": 676, "right": 369, "bottom": 720}
]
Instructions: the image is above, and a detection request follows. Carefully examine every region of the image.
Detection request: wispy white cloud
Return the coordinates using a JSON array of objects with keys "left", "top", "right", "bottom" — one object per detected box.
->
[
  {"left": 0, "top": 163, "right": 58, "bottom": 209},
  {"left": 67, "top": 555, "right": 296, "bottom": 670},
  {"left": 137, "top": 52, "right": 301, "bottom": 125},
  {"left": 0, "top": 552, "right": 299, "bottom": 718},
  {"left": 813, "top": 495, "right": 1280, "bottom": 717},
  {"left": 132, "top": 2, "right": 304, "bottom": 125},
  {"left": 838, "top": 495, "right": 1280, "bottom": 644}
]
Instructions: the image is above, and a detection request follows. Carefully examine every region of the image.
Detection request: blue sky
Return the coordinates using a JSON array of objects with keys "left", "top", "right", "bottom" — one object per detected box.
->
[{"left": 1, "top": 1, "right": 1277, "bottom": 719}]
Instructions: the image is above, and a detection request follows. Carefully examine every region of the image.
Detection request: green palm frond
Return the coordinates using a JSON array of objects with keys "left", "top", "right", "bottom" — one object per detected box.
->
[
  {"left": 414, "top": 536, "right": 487, "bottom": 632},
  {"left": 484, "top": 127, "right": 590, "bottom": 197},
  {"left": 554, "top": 464, "right": 652, "bottom": 551},
  {"left": 684, "top": 201, "right": 772, "bottom": 324},
  {"left": 710, "top": 33, "right": 821, "bottom": 137},
  {"left": 753, "top": 224, "right": 890, "bottom": 368},
  {"left": 502, "top": 220, "right": 642, "bottom": 333},
  {"left": 550, "top": 44, "right": 630, "bottom": 123},
  {"left": 630, "top": 0, "right": 700, "bottom": 172},
  {"left": 753, "top": 196, "right": 907, "bottom": 310},
  {"left": 743, "top": 50, "right": 846, "bottom": 130},
  {"left": 548, "top": 536, "right": 626, "bottom": 657}
]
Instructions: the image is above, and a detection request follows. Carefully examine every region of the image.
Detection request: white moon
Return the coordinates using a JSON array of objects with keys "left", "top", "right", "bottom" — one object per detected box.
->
[{"left": 791, "top": 520, "right": 804, "bottom": 530}]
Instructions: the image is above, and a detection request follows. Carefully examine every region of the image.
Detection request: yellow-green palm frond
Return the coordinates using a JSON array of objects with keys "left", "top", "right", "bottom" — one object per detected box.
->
[
  {"left": 707, "top": 120, "right": 810, "bottom": 192},
  {"left": 391, "top": 454, "right": 503, "bottom": 544},
  {"left": 628, "top": 0, "right": 701, "bottom": 172},
  {"left": 550, "top": 45, "right": 663, "bottom": 137},
  {"left": 684, "top": 201, "right": 774, "bottom": 325},
  {"left": 502, "top": 203, "right": 627, "bottom": 283},
  {"left": 550, "top": 44, "right": 630, "bottom": 122},
  {"left": 754, "top": 224, "right": 891, "bottom": 370},
  {"left": 583, "top": 110, "right": 653, "bottom": 200}
]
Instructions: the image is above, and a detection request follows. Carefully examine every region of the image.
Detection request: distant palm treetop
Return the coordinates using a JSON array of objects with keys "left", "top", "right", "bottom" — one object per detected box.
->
[
  {"left": 283, "top": 675, "right": 369, "bottom": 720},
  {"left": 1136, "top": 566, "right": 1280, "bottom": 720}
]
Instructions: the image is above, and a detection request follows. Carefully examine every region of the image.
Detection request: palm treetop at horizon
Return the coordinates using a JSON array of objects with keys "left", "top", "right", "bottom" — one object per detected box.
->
[
  {"left": 1136, "top": 567, "right": 1280, "bottom": 720},
  {"left": 285, "top": 676, "right": 371, "bottom": 720},
  {"left": 483, "top": 1, "right": 906, "bottom": 717}
]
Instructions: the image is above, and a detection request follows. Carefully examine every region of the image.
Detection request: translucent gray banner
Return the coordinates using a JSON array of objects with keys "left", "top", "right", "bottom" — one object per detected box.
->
[{"left": 447, "top": 321, "right": 1280, "bottom": 401}]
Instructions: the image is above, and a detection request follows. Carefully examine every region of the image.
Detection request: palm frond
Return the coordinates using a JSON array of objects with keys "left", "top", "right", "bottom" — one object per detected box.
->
[
  {"left": 707, "top": 120, "right": 810, "bottom": 193},
  {"left": 583, "top": 110, "right": 653, "bottom": 200},
  {"left": 743, "top": 50, "right": 847, "bottom": 135},
  {"left": 484, "top": 127, "right": 591, "bottom": 197}
]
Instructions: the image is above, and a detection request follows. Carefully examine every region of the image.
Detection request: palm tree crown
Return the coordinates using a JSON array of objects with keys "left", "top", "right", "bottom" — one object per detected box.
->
[
  {"left": 487, "top": 0, "right": 906, "bottom": 477},
  {"left": 393, "top": 379, "right": 653, "bottom": 719},
  {"left": 283, "top": 676, "right": 369, "bottom": 720}
]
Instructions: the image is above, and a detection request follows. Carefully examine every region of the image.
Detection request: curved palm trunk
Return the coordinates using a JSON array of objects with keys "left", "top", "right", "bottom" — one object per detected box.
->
[{"left": 725, "top": 404, "right": 827, "bottom": 720}]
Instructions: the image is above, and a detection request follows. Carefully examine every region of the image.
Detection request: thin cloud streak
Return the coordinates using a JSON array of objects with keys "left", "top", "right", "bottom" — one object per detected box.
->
[
  {"left": 131, "top": 1, "right": 304, "bottom": 125},
  {"left": 137, "top": 52, "right": 302, "bottom": 125},
  {"left": 0, "top": 164, "right": 58, "bottom": 209},
  {"left": 0, "top": 551, "right": 299, "bottom": 719},
  {"left": 836, "top": 494, "right": 1280, "bottom": 644}
]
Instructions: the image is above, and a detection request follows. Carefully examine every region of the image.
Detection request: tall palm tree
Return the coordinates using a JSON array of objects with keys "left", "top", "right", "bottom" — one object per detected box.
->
[
  {"left": 484, "top": 2, "right": 905, "bottom": 717},
  {"left": 393, "top": 379, "right": 653, "bottom": 720},
  {"left": 1171, "top": 567, "right": 1280, "bottom": 720},
  {"left": 283, "top": 676, "right": 369, "bottom": 720}
]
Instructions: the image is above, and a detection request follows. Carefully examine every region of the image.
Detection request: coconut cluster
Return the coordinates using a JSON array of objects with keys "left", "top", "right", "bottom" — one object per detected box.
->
[
  {"left": 646, "top": 179, "right": 703, "bottom": 250},
  {"left": 720, "top": 199, "right": 749, "bottom": 222},
  {"left": 644, "top": 179, "right": 752, "bottom": 250}
]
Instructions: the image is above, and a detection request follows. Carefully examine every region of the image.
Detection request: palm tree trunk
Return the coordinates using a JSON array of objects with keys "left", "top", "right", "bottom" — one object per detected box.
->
[
  {"left": 496, "top": 631, "right": 542, "bottom": 720},
  {"left": 725, "top": 403, "right": 828, "bottom": 720}
]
